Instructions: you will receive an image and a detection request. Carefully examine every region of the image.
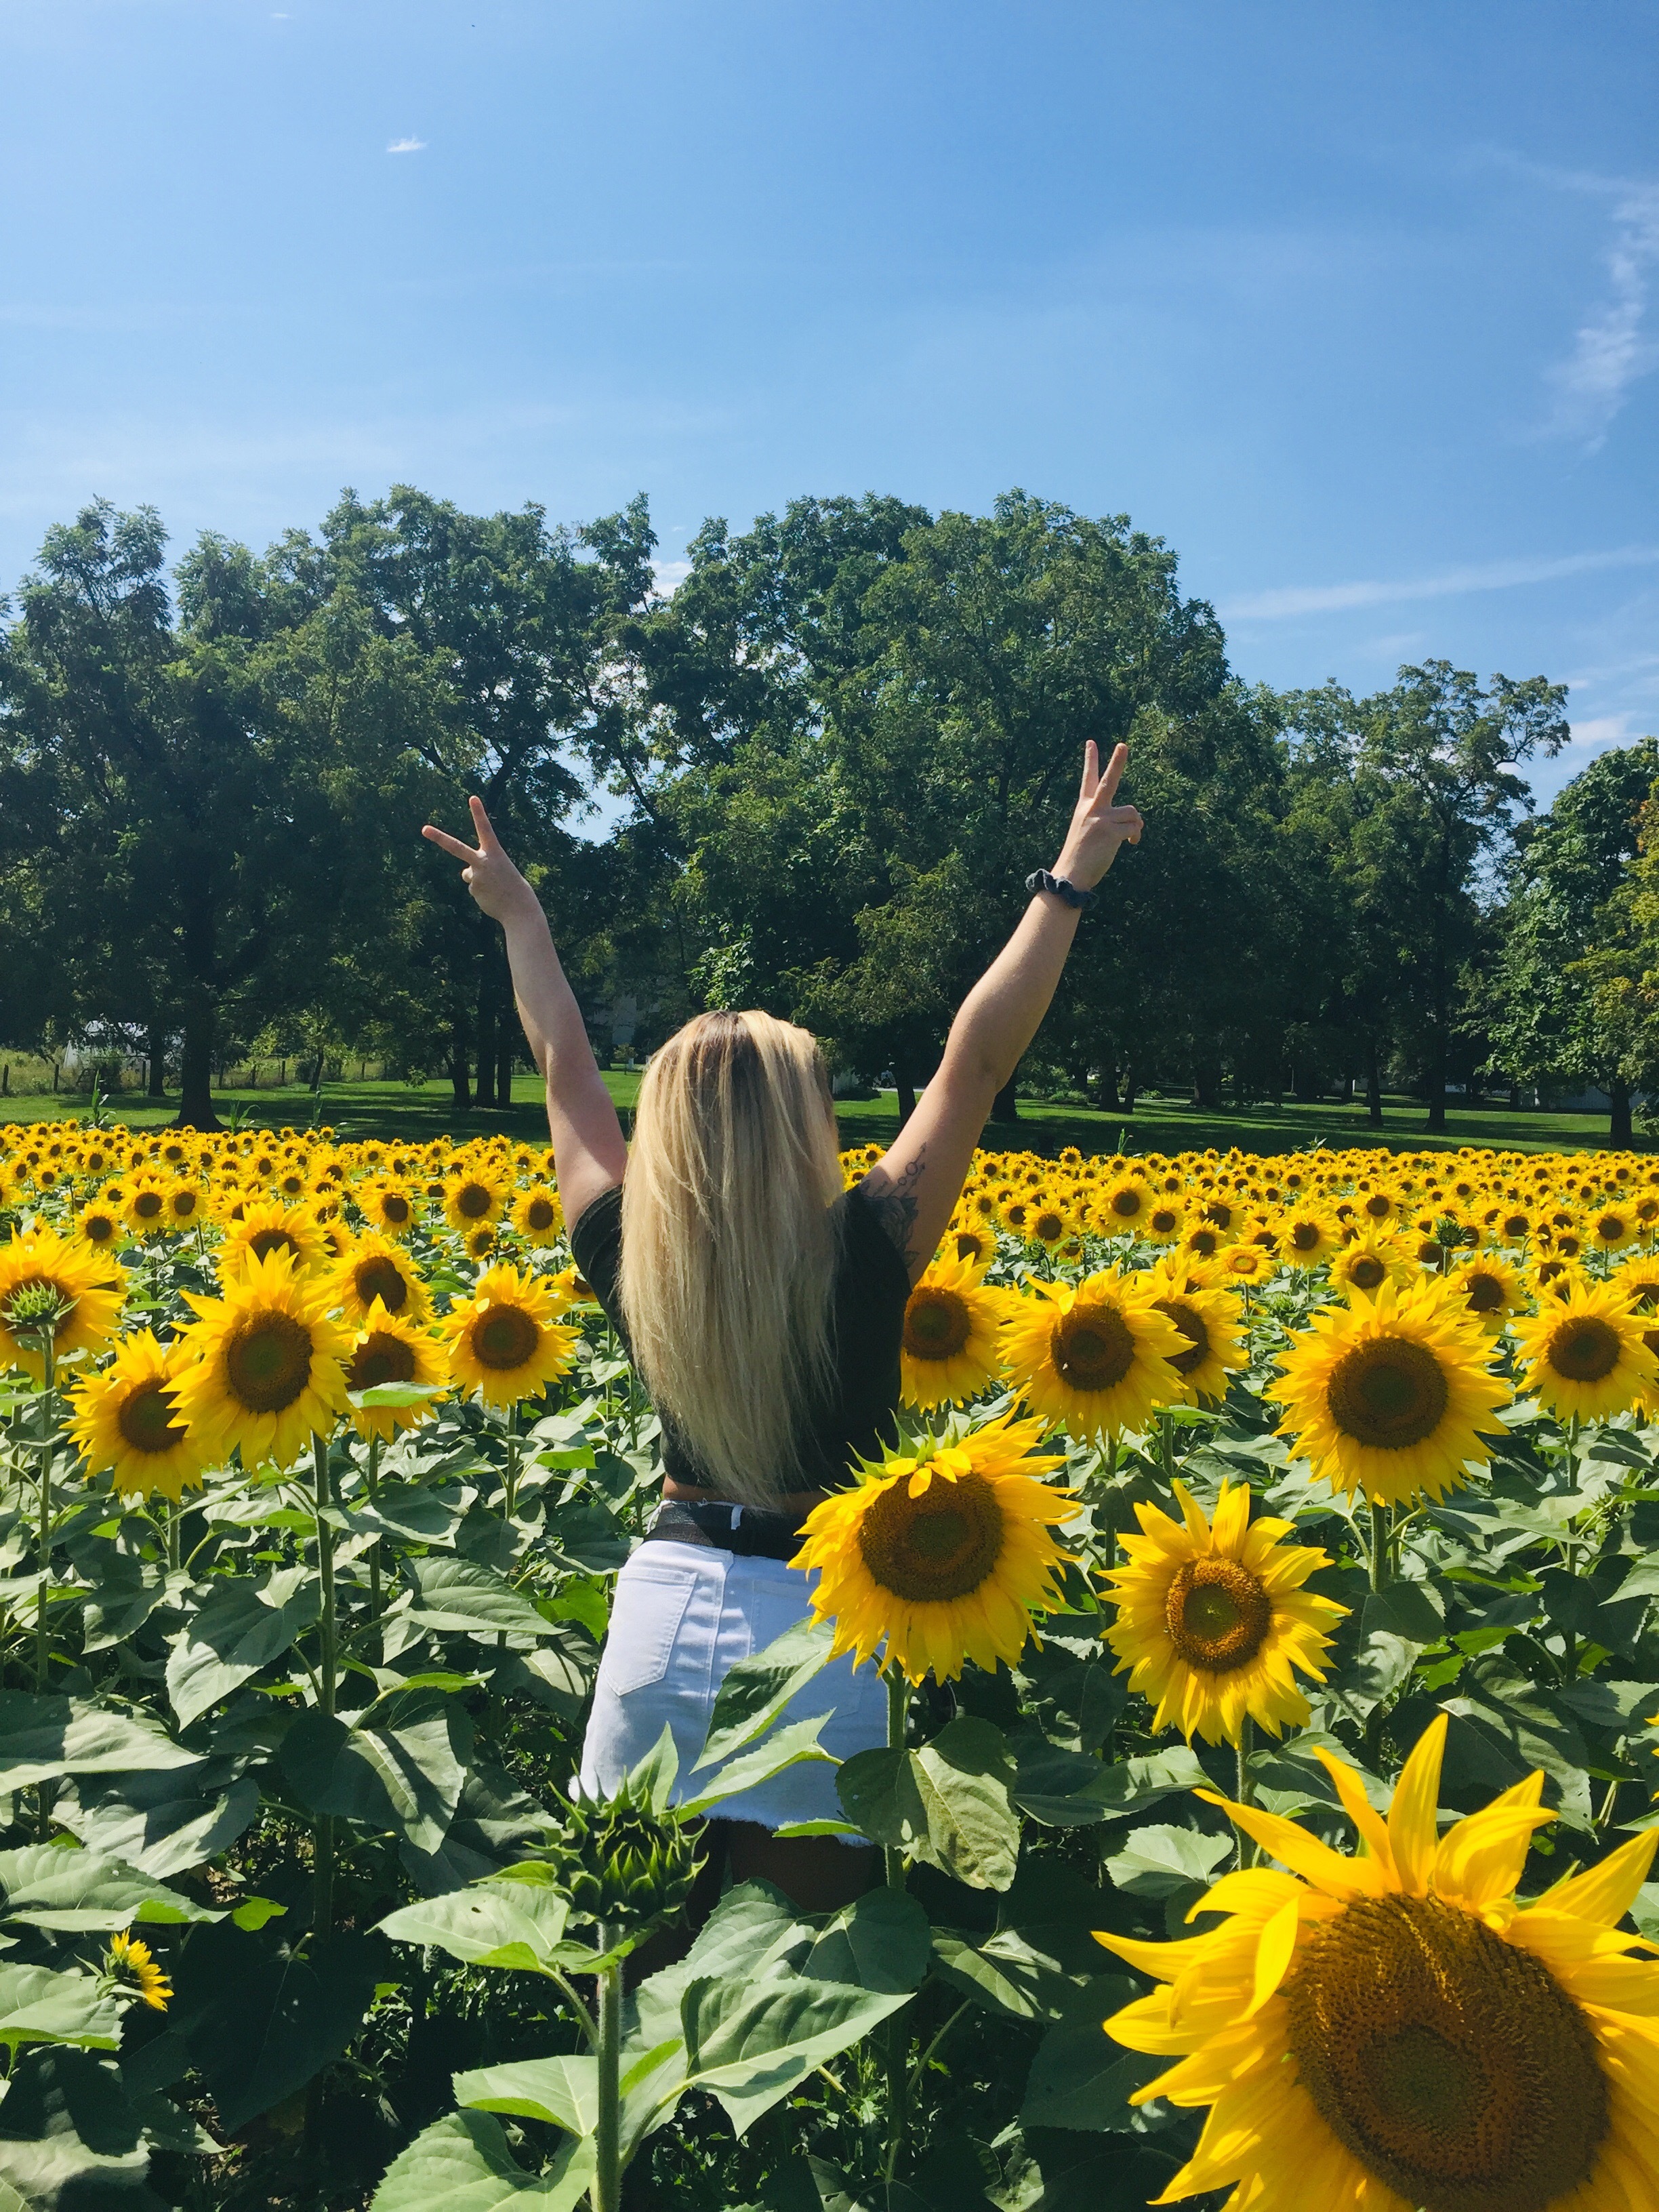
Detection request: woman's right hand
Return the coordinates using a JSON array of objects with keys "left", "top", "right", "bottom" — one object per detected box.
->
[
  {"left": 422, "top": 797, "right": 541, "bottom": 926},
  {"left": 1053, "top": 741, "right": 1143, "bottom": 890}
]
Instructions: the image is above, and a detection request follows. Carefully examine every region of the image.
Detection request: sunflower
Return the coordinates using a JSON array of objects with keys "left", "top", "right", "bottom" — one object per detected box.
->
[
  {"left": 442, "top": 1261, "right": 579, "bottom": 1410},
  {"left": 1446, "top": 1250, "right": 1525, "bottom": 1335},
  {"left": 1002, "top": 1273, "right": 1187, "bottom": 1439},
  {"left": 512, "top": 1185, "right": 565, "bottom": 1247},
  {"left": 945, "top": 1220, "right": 996, "bottom": 1273},
  {"left": 1587, "top": 1202, "right": 1639, "bottom": 1253},
  {"left": 0, "top": 1227, "right": 125, "bottom": 1378},
  {"left": 122, "top": 1176, "right": 170, "bottom": 1236},
  {"left": 1134, "top": 1275, "right": 1248, "bottom": 1406},
  {"left": 1028, "top": 1195, "right": 1074, "bottom": 1251},
  {"left": 74, "top": 1199, "right": 124, "bottom": 1251},
  {"left": 1329, "top": 1225, "right": 1412, "bottom": 1300},
  {"left": 899, "top": 1252, "right": 1010, "bottom": 1409},
  {"left": 217, "top": 1200, "right": 331, "bottom": 1282},
  {"left": 68, "top": 1330, "right": 210, "bottom": 1501},
  {"left": 1272, "top": 1277, "right": 1510, "bottom": 1507},
  {"left": 105, "top": 1929, "right": 171, "bottom": 2011},
  {"left": 359, "top": 1181, "right": 419, "bottom": 1239},
  {"left": 1101, "top": 1479, "right": 1346, "bottom": 1744},
  {"left": 1098, "top": 1176, "right": 1155, "bottom": 1233},
  {"left": 1615, "top": 1252, "right": 1659, "bottom": 1311},
  {"left": 1098, "top": 1711, "right": 1659, "bottom": 2212},
  {"left": 465, "top": 1225, "right": 497, "bottom": 1259},
  {"left": 163, "top": 1181, "right": 207, "bottom": 1229},
  {"left": 1139, "top": 1195, "right": 1187, "bottom": 1245},
  {"left": 791, "top": 1409, "right": 1071, "bottom": 1683},
  {"left": 343, "top": 1301, "right": 447, "bottom": 1441},
  {"left": 1512, "top": 1277, "right": 1659, "bottom": 1422},
  {"left": 173, "top": 1249, "right": 352, "bottom": 1470},
  {"left": 1217, "top": 1242, "right": 1273, "bottom": 1286},
  {"left": 327, "top": 1233, "right": 432, "bottom": 1328},
  {"left": 1278, "top": 1210, "right": 1340, "bottom": 1268},
  {"left": 443, "top": 1170, "right": 507, "bottom": 1233}
]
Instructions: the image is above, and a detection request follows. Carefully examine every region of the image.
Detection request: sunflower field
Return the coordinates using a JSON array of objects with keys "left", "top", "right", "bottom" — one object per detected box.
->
[{"left": 4, "top": 1122, "right": 1659, "bottom": 2210}]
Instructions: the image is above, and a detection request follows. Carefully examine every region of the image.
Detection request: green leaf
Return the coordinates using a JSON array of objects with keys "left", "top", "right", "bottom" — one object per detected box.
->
[
  {"left": 680, "top": 1971, "right": 909, "bottom": 2136},
  {"left": 56, "top": 1771, "right": 260, "bottom": 1882},
  {"left": 401, "top": 1558, "right": 553, "bottom": 1640},
  {"left": 0, "top": 1964, "right": 121, "bottom": 2054},
  {"left": 279, "top": 1692, "right": 472, "bottom": 1853},
  {"left": 169, "top": 1925, "right": 378, "bottom": 2133},
  {"left": 348, "top": 1483, "right": 472, "bottom": 1547},
  {"left": 453, "top": 2053, "right": 595, "bottom": 2135},
  {"left": 1360, "top": 1578, "right": 1446, "bottom": 1645},
  {"left": 836, "top": 1719, "right": 1021, "bottom": 1891},
  {"left": 1102, "top": 1826, "right": 1233, "bottom": 1901},
  {"left": 350, "top": 1381, "right": 448, "bottom": 1409},
  {"left": 0, "top": 1697, "right": 197, "bottom": 1793},
  {"left": 0, "top": 2047, "right": 159, "bottom": 2208},
  {"left": 165, "top": 1570, "right": 321, "bottom": 1731},
  {"left": 230, "top": 1898, "right": 286, "bottom": 1932},
  {"left": 681, "top": 1716, "right": 836, "bottom": 1818},
  {"left": 0, "top": 1846, "right": 221, "bottom": 1933},
  {"left": 376, "top": 1881, "right": 571, "bottom": 1975},
  {"left": 801, "top": 1887, "right": 932, "bottom": 1995},
  {"left": 1008, "top": 1736, "right": 1121, "bottom": 1827},
  {"left": 693, "top": 1616, "right": 836, "bottom": 1771},
  {"left": 1019, "top": 2015, "right": 1162, "bottom": 2132},
  {"left": 371, "top": 2108, "right": 592, "bottom": 2212}
]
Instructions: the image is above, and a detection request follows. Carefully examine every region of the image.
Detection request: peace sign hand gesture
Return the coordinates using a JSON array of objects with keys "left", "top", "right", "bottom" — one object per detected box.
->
[
  {"left": 421, "top": 798, "right": 539, "bottom": 926},
  {"left": 1054, "top": 741, "right": 1143, "bottom": 891}
]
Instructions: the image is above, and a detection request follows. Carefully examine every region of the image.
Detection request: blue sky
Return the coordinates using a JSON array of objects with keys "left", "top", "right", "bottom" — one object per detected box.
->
[{"left": 1, "top": 0, "right": 1656, "bottom": 807}]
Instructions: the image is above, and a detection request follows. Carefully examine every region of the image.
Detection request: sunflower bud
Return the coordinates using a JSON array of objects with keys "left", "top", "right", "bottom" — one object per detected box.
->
[
  {"left": 542, "top": 1774, "right": 699, "bottom": 1935},
  {"left": 2, "top": 1282, "right": 74, "bottom": 1345}
]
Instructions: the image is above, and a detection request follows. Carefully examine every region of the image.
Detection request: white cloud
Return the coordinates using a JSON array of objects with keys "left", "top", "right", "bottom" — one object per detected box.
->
[
  {"left": 1221, "top": 545, "right": 1659, "bottom": 623},
  {"left": 1568, "top": 713, "right": 1646, "bottom": 748},
  {"left": 386, "top": 138, "right": 426, "bottom": 155},
  {"left": 651, "top": 559, "right": 691, "bottom": 597},
  {"left": 1539, "top": 178, "right": 1659, "bottom": 447}
]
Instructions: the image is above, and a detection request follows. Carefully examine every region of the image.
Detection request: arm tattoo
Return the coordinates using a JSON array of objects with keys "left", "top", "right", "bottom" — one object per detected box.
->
[{"left": 859, "top": 1148, "right": 927, "bottom": 1269}]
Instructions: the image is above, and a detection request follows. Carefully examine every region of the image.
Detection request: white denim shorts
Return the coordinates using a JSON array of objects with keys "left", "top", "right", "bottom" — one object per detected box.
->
[{"left": 577, "top": 1540, "right": 886, "bottom": 1838}]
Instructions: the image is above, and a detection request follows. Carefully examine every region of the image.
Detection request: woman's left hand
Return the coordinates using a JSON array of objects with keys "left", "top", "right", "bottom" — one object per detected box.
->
[
  {"left": 1053, "top": 741, "right": 1143, "bottom": 890},
  {"left": 421, "top": 797, "right": 540, "bottom": 925}
]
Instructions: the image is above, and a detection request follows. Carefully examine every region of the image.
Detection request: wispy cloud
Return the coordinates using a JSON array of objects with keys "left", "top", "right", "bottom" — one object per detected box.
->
[
  {"left": 1220, "top": 545, "right": 1659, "bottom": 623},
  {"left": 1540, "top": 176, "right": 1659, "bottom": 447},
  {"left": 651, "top": 559, "right": 691, "bottom": 597},
  {"left": 386, "top": 137, "right": 426, "bottom": 155}
]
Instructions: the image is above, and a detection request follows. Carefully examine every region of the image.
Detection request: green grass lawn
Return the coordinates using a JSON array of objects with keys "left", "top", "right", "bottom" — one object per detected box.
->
[{"left": 0, "top": 1071, "right": 1641, "bottom": 1158}]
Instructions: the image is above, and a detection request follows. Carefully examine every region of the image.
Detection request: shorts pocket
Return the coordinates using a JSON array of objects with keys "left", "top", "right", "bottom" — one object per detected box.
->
[{"left": 598, "top": 1559, "right": 702, "bottom": 1698}]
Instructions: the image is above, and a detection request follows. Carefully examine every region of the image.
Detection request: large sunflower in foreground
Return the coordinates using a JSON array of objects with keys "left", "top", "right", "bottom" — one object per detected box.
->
[
  {"left": 1101, "top": 1479, "right": 1345, "bottom": 1744},
  {"left": 792, "top": 1410, "right": 1071, "bottom": 1683},
  {"left": 899, "top": 1250, "right": 1010, "bottom": 1408},
  {"left": 343, "top": 1300, "right": 447, "bottom": 1441},
  {"left": 1002, "top": 1273, "right": 1187, "bottom": 1440},
  {"left": 216, "top": 1200, "right": 331, "bottom": 1282},
  {"left": 1272, "top": 1277, "right": 1509, "bottom": 1507},
  {"left": 173, "top": 1250, "right": 352, "bottom": 1469},
  {"left": 1511, "top": 1277, "right": 1659, "bottom": 1422},
  {"left": 0, "top": 1226, "right": 125, "bottom": 1378},
  {"left": 442, "top": 1261, "right": 578, "bottom": 1410},
  {"left": 1097, "top": 1711, "right": 1659, "bottom": 2212},
  {"left": 68, "top": 1330, "right": 211, "bottom": 1501}
]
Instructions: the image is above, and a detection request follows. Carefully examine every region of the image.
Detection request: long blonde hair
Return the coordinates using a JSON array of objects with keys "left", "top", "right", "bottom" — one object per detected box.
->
[{"left": 618, "top": 1010, "right": 844, "bottom": 1505}]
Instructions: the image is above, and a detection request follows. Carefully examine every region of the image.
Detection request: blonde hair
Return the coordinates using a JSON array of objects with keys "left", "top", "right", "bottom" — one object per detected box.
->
[{"left": 619, "top": 1010, "right": 844, "bottom": 1506}]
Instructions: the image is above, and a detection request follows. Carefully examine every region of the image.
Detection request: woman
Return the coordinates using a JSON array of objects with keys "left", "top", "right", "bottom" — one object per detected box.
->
[{"left": 422, "top": 739, "right": 1142, "bottom": 1910}]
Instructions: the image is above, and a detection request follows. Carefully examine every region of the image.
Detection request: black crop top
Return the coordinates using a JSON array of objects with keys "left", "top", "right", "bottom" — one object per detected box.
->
[{"left": 568, "top": 1183, "right": 911, "bottom": 1494}]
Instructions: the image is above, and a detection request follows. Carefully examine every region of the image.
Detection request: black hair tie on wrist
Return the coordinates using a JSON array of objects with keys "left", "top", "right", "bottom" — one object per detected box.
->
[{"left": 1025, "top": 868, "right": 1094, "bottom": 909}]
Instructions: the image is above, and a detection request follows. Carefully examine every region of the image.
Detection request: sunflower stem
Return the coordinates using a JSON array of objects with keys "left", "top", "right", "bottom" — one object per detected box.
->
[
  {"left": 881, "top": 1661, "right": 913, "bottom": 2180},
  {"left": 365, "top": 1434, "right": 382, "bottom": 1631},
  {"left": 164, "top": 1499, "right": 181, "bottom": 1574},
  {"left": 1158, "top": 1408, "right": 1176, "bottom": 1487},
  {"left": 502, "top": 1409, "right": 520, "bottom": 1521},
  {"left": 594, "top": 1925, "right": 623, "bottom": 2212},
  {"left": 310, "top": 1432, "right": 338, "bottom": 1954},
  {"left": 884, "top": 1664, "right": 910, "bottom": 1892},
  {"left": 34, "top": 1328, "right": 56, "bottom": 1700},
  {"left": 1368, "top": 1502, "right": 1391, "bottom": 1594}
]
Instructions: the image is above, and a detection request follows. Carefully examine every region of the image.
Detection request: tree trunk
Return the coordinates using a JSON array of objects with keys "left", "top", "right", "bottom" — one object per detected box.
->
[
  {"left": 175, "top": 1002, "right": 220, "bottom": 1130},
  {"left": 1610, "top": 1079, "right": 1633, "bottom": 1145},
  {"left": 895, "top": 1057, "right": 918, "bottom": 1128},
  {"left": 989, "top": 1072, "right": 1019, "bottom": 1123},
  {"left": 1094, "top": 1064, "right": 1122, "bottom": 1113},
  {"left": 146, "top": 1025, "right": 166, "bottom": 1099},
  {"left": 494, "top": 1032, "right": 515, "bottom": 1112},
  {"left": 474, "top": 979, "right": 497, "bottom": 1110},
  {"left": 1366, "top": 1039, "right": 1382, "bottom": 1127},
  {"left": 449, "top": 1015, "right": 472, "bottom": 1113},
  {"left": 1122, "top": 1068, "right": 1140, "bottom": 1113},
  {"left": 1191, "top": 1059, "right": 1222, "bottom": 1110}
]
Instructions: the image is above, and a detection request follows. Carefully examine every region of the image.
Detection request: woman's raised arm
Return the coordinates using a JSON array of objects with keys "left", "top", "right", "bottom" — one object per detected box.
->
[
  {"left": 422, "top": 798, "right": 627, "bottom": 1226},
  {"left": 857, "top": 741, "right": 1143, "bottom": 1282}
]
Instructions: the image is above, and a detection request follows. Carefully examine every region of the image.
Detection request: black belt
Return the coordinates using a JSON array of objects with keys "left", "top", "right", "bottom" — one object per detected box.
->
[{"left": 644, "top": 1498, "right": 807, "bottom": 1561}]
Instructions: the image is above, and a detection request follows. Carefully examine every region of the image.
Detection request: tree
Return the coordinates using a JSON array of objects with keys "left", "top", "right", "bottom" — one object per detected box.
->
[{"left": 1486, "top": 740, "right": 1659, "bottom": 1140}]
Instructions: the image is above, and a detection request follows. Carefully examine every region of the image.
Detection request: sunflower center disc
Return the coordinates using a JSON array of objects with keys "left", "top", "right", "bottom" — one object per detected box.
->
[
  {"left": 1546, "top": 1316, "right": 1621, "bottom": 1382},
  {"left": 224, "top": 1311, "right": 314, "bottom": 1413},
  {"left": 456, "top": 1184, "right": 493, "bottom": 1220},
  {"left": 472, "top": 1305, "right": 540, "bottom": 1370},
  {"left": 382, "top": 1194, "right": 411, "bottom": 1224},
  {"left": 1286, "top": 1893, "right": 1607, "bottom": 2212},
  {"left": 1326, "top": 1335, "right": 1450, "bottom": 1449},
  {"left": 248, "top": 1229, "right": 302, "bottom": 1264},
  {"left": 857, "top": 1471, "right": 1004, "bottom": 1602},
  {"left": 117, "top": 1380, "right": 187, "bottom": 1455},
  {"left": 349, "top": 1333, "right": 417, "bottom": 1391},
  {"left": 1292, "top": 1223, "right": 1321, "bottom": 1251},
  {"left": 1111, "top": 1191, "right": 1143, "bottom": 1218},
  {"left": 355, "top": 1258, "right": 409, "bottom": 1313},
  {"left": 1150, "top": 1208, "right": 1179, "bottom": 1235},
  {"left": 1054, "top": 1307, "right": 1136, "bottom": 1392},
  {"left": 526, "top": 1199, "right": 557, "bottom": 1231},
  {"left": 905, "top": 1290, "right": 971, "bottom": 1362},
  {"left": 1164, "top": 1557, "right": 1270, "bottom": 1671},
  {"left": 1152, "top": 1298, "right": 1210, "bottom": 1378},
  {"left": 1348, "top": 1256, "right": 1387, "bottom": 1290},
  {"left": 1465, "top": 1275, "right": 1504, "bottom": 1313}
]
